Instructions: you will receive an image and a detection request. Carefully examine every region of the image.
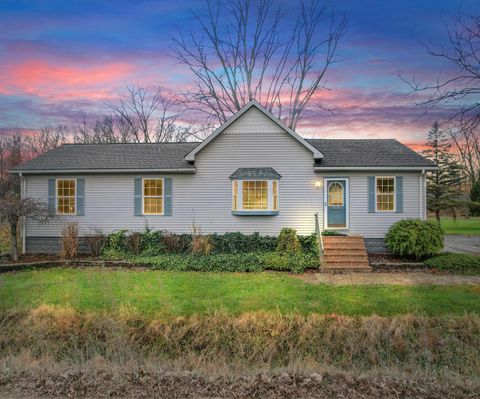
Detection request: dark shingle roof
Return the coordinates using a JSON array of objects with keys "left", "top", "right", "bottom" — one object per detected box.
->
[
  {"left": 12, "top": 138, "right": 434, "bottom": 173},
  {"left": 306, "top": 139, "right": 435, "bottom": 168},
  {"left": 12, "top": 142, "right": 200, "bottom": 172},
  {"left": 230, "top": 167, "right": 282, "bottom": 180}
]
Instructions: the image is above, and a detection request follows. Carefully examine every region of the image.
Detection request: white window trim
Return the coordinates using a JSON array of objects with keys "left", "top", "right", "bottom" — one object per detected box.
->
[
  {"left": 142, "top": 177, "right": 165, "bottom": 216},
  {"left": 232, "top": 179, "right": 279, "bottom": 212},
  {"left": 56, "top": 178, "right": 77, "bottom": 215},
  {"left": 375, "top": 176, "right": 396, "bottom": 213},
  {"left": 323, "top": 177, "right": 349, "bottom": 230}
]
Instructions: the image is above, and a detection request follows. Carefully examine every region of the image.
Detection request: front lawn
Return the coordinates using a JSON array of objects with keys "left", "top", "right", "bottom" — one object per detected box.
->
[
  {"left": 1, "top": 268, "right": 479, "bottom": 317},
  {"left": 436, "top": 217, "right": 480, "bottom": 235}
]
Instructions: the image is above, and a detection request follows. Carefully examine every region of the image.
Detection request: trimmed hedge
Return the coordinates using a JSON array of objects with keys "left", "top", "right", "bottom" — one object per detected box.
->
[
  {"left": 385, "top": 219, "right": 444, "bottom": 260},
  {"left": 425, "top": 253, "right": 480, "bottom": 275},
  {"left": 103, "top": 230, "right": 318, "bottom": 256},
  {"left": 129, "top": 252, "right": 319, "bottom": 273}
]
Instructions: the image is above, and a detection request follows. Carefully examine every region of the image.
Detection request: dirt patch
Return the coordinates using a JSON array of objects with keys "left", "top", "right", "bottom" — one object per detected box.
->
[
  {"left": 299, "top": 272, "right": 480, "bottom": 285},
  {"left": 0, "top": 369, "right": 478, "bottom": 399}
]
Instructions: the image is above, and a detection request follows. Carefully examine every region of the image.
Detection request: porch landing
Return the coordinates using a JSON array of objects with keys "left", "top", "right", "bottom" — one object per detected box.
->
[{"left": 321, "top": 235, "right": 372, "bottom": 273}]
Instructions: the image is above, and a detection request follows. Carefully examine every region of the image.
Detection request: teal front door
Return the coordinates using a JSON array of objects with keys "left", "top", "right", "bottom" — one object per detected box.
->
[{"left": 327, "top": 180, "right": 346, "bottom": 228}]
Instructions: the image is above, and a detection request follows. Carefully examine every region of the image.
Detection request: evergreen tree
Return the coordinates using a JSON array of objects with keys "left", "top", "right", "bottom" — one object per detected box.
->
[{"left": 422, "top": 121, "right": 464, "bottom": 221}]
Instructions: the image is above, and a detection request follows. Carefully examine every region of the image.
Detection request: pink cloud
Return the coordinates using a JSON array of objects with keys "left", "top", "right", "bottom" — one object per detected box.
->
[{"left": 0, "top": 59, "right": 135, "bottom": 100}]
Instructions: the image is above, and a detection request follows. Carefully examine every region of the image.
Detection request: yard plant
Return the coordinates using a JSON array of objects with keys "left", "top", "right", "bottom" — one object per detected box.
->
[
  {"left": 385, "top": 219, "right": 444, "bottom": 260},
  {"left": 425, "top": 253, "right": 480, "bottom": 275}
]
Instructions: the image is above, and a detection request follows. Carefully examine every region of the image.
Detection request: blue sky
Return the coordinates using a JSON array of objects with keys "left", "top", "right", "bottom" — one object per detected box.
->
[{"left": 0, "top": 0, "right": 473, "bottom": 146}]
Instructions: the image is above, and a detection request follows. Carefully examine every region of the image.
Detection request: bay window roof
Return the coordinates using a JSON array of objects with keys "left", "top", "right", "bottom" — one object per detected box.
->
[{"left": 229, "top": 167, "right": 282, "bottom": 180}]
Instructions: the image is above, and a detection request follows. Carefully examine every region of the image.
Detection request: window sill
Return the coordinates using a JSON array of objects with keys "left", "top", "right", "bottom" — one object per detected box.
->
[{"left": 232, "top": 210, "right": 279, "bottom": 216}]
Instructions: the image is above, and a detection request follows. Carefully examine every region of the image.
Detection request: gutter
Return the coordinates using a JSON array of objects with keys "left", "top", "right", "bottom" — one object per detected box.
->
[
  {"left": 10, "top": 168, "right": 196, "bottom": 175},
  {"left": 314, "top": 166, "right": 438, "bottom": 172}
]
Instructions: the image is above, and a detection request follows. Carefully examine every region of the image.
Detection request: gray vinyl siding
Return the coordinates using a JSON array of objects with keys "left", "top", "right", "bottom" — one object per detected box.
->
[{"left": 23, "top": 107, "right": 427, "bottom": 252}]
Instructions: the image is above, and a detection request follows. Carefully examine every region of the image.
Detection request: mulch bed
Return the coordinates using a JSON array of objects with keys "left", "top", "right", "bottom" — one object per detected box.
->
[{"left": 368, "top": 253, "right": 429, "bottom": 273}]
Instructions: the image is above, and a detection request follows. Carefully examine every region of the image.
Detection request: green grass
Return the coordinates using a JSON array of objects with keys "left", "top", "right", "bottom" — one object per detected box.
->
[
  {"left": 1, "top": 268, "right": 479, "bottom": 317},
  {"left": 435, "top": 217, "right": 480, "bottom": 235}
]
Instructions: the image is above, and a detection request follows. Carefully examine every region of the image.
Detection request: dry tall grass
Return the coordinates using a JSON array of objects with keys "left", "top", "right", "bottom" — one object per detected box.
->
[
  {"left": 0, "top": 306, "right": 478, "bottom": 380},
  {"left": 60, "top": 223, "right": 78, "bottom": 259}
]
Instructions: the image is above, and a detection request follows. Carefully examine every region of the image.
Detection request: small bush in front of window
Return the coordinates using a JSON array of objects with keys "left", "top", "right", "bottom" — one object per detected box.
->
[
  {"left": 85, "top": 231, "right": 106, "bottom": 258},
  {"left": 385, "top": 219, "right": 444, "bottom": 260},
  {"left": 60, "top": 222, "right": 78, "bottom": 259},
  {"left": 277, "top": 227, "right": 302, "bottom": 254},
  {"left": 141, "top": 229, "right": 165, "bottom": 256}
]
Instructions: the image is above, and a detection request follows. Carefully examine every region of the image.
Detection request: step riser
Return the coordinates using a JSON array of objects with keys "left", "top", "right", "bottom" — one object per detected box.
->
[
  {"left": 324, "top": 258, "right": 369, "bottom": 263},
  {"left": 321, "top": 235, "right": 371, "bottom": 272},
  {"left": 322, "top": 268, "right": 372, "bottom": 273}
]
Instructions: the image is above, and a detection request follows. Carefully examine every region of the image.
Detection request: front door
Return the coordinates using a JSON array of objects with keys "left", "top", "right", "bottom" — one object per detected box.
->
[{"left": 326, "top": 179, "right": 347, "bottom": 228}]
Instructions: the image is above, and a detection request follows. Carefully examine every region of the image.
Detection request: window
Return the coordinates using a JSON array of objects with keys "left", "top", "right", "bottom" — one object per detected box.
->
[
  {"left": 56, "top": 179, "right": 76, "bottom": 214},
  {"left": 272, "top": 181, "right": 278, "bottom": 211},
  {"left": 232, "top": 180, "right": 238, "bottom": 211},
  {"left": 376, "top": 177, "right": 395, "bottom": 212},
  {"left": 243, "top": 180, "right": 268, "bottom": 209},
  {"left": 232, "top": 180, "right": 279, "bottom": 213},
  {"left": 143, "top": 178, "right": 164, "bottom": 215},
  {"left": 328, "top": 182, "right": 344, "bottom": 206}
]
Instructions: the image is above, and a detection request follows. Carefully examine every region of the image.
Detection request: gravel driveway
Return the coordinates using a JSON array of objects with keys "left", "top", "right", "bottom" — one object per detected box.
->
[{"left": 444, "top": 235, "right": 480, "bottom": 255}]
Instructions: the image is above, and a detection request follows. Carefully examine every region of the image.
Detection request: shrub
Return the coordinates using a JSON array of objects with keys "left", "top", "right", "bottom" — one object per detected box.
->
[
  {"left": 85, "top": 231, "right": 106, "bottom": 258},
  {"left": 60, "top": 222, "right": 78, "bottom": 259},
  {"left": 141, "top": 229, "right": 165, "bottom": 256},
  {"left": 130, "top": 251, "right": 318, "bottom": 273},
  {"left": 260, "top": 252, "right": 319, "bottom": 273},
  {"left": 298, "top": 233, "right": 319, "bottom": 257},
  {"left": 163, "top": 233, "right": 187, "bottom": 253},
  {"left": 105, "top": 230, "right": 128, "bottom": 253},
  {"left": 425, "top": 253, "right": 480, "bottom": 275},
  {"left": 385, "top": 219, "right": 444, "bottom": 260},
  {"left": 125, "top": 232, "right": 143, "bottom": 255},
  {"left": 209, "top": 232, "right": 277, "bottom": 254},
  {"left": 277, "top": 227, "right": 301, "bottom": 254},
  {"left": 191, "top": 235, "right": 213, "bottom": 256}
]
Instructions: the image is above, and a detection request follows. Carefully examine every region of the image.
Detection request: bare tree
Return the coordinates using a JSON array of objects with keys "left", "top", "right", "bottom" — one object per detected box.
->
[
  {"left": 402, "top": 9, "right": 480, "bottom": 189},
  {"left": 172, "top": 0, "right": 346, "bottom": 129},
  {"left": 25, "top": 124, "right": 68, "bottom": 157},
  {"left": 0, "top": 193, "right": 49, "bottom": 260}
]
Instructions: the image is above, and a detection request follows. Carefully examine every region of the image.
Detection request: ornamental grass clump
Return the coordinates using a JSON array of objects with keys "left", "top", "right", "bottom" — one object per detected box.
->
[
  {"left": 60, "top": 222, "right": 78, "bottom": 259},
  {"left": 385, "top": 219, "right": 444, "bottom": 260}
]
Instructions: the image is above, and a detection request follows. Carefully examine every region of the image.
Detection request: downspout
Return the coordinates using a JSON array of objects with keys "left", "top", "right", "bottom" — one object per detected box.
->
[
  {"left": 420, "top": 170, "right": 426, "bottom": 220},
  {"left": 19, "top": 172, "right": 26, "bottom": 254}
]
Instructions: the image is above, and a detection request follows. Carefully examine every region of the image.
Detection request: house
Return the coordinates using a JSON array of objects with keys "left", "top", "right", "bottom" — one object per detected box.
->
[{"left": 11, "top": 100, "right": 436, "bottom": 254}]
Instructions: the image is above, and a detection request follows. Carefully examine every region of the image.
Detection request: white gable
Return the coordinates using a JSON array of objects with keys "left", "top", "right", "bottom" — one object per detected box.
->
[{"left": 184, "top": 100, "right": 322, "bottom": 162}]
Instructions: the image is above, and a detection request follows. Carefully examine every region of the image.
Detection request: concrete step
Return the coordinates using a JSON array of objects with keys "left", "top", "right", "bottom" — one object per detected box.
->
[
  {"left": 323, "top": 261, "right": 370, "bottom": 267},
  {"left": 324, "top": 256, "right": 369, "bottom": 263},
  {"left": 323, "top": 236, "right": 364, "bottom": 242},
  {"left": 321, "top": 267, "right": 372, "bottom": 273},
  {"left": 323, "top": 244, "right": 366, "bottom": 250},
  {"left": 324, "top": 251, "right": 368, "bottom": 256}
]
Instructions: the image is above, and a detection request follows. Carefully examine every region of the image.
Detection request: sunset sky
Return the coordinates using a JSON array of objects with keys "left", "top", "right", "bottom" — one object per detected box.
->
[{"left": 0, "top": 0, "right": 473, "bottom": 147}]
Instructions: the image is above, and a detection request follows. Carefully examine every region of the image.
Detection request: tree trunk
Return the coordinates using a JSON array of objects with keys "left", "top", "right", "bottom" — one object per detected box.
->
[
  {"left": 452, "top": 208, "right": 457, "bottom": 221},
  {"left": 435, "top": 209, "right": 440, "bottom": 222},
  {"left": 10, "top": 221, "right": 18, "bottom": 261}
]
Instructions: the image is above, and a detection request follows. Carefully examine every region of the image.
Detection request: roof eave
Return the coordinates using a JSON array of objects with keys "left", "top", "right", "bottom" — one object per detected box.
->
[
  {"left": 314, "top": 166, "right": 438, "bottom": 171},
  {"left": 9, "top": 168, "right": 196, "bottom": 175}
]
